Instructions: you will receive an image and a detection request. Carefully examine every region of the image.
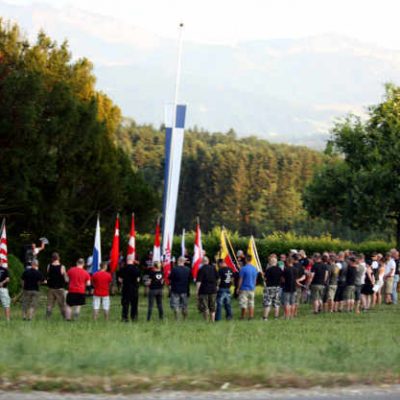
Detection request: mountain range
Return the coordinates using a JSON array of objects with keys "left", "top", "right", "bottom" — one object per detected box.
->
[{"left": 1, "top": 1, "right": 400, "bottom": 148}]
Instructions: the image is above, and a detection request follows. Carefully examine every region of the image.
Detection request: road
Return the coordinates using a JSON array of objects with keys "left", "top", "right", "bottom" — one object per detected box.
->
[{"left": 1, "top": 386, "right": 400, "bottom": 399}]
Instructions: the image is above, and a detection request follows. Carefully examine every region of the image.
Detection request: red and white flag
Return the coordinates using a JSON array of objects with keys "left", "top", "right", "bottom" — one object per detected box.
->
[
  {"left": 0, "top": 219, "right": 7, "bottom": 268},
  {"left": 192, "top": 221, "right": 203, "bottom": 280},
  {"left": 127, "top": 213, "right": 136, "bottom": 261},
  {"left": 109, "top": 214, "right": 120, "bottom": 273},
  {"left": 152, "top": 219, "right": 161, "bottom": 263},
  {"left": 163, "top": 236, "right": 172, "bottom": 285}
]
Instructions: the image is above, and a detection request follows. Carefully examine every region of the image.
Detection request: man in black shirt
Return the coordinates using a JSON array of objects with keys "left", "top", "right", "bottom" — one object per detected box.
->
[
  {"left": 0, "top": 264, "right": 10, "bottom": 321},
  {"left": 46, "top": 252, "right": 67, "bottom": 319},
  {"left": 282, "top": 259, "right": 297, "bottom": 319},
  {"left": 292, "top": 254, "right": 306, "bottom": 316},
  {"left": 345, "top": 256, "right": 358, "bottom": 312},
  {"left": 147, "top": 262, "right": 164, "bottom": 321},
  {"left": 196, "top": 257, "right": 218, "bottom": 322},
  {"left": 310, "top": 253, "right": 328, "bottom": 314},
  {"left": 170, "top": 257, "right": 191, "bottom": 320},
  {"left": 263, "top": 257, "right": 282, "bottom": 320},
  {"left": 21, "top": 259, "right": 45, "bottom": 320},
  {"left": 216, "top": 259, "right": 233, "bottom": 321},
  {"left": 118, "top": 255, "right": 141, "bottom": 322}
]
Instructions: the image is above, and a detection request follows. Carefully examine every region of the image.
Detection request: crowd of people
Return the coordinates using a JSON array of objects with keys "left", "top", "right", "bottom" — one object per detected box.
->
[{"left": 0, "top": 244, "right": 398, "bottom": 323}]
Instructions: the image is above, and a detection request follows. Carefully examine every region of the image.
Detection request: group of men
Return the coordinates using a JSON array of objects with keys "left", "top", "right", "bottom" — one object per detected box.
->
[{"left": 0, "top": 247, "right": 398, "bottom": 322}]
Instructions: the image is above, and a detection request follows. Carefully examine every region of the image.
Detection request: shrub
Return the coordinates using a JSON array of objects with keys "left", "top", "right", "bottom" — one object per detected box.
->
[{"left": 7, "top": 254, "right": 24, "bottom": 297}]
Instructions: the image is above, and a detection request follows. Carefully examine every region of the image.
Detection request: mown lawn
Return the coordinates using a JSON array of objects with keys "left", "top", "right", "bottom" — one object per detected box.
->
[{"left": 0, "top": 289, "right": 399, "bottom": 393}]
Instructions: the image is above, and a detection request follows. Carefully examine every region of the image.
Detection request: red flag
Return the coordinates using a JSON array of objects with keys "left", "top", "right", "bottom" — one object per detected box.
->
[
  {"left": 163, "top": 236, "right": 172, "bottom": 285},
  {"left": 192, "top": 221, "right": 203, "bottom": 280},
  {"left": 0, "top": 219, "right": 7, "bottom": 268},
  {"left": 127, "top": 213, "right": 136, "bottom": 261},
  {"left": 109, "top": 214, "right": 120, "bottom": 273},
  {"left": 220, "top": 229, "right": 238, "bottom": 273},
  {"left": 152, "top": 219, "right": 161, "bottom": 262}
]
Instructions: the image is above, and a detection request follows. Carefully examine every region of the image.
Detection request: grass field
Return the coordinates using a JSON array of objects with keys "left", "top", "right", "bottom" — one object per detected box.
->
[{"left": 0, "top": 288, "right": 399, "bottom": 393}]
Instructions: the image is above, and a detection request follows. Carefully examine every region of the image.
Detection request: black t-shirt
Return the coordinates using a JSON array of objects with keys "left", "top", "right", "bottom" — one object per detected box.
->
[
  {"left": 197, "top": 264, "right": 218, "bottom": 295},
  {"left": 283, "top": 266, "right": 297, "bottom": 293},
  {"left": 300, "top": 257, "right": 310, "bottom": 268},
  {"left": 149, "top": 269, "right": 164, "bottom": 290},
  {"left": 218, "top": 267, "right": 233, "bottom": 289},
  {"left": 22, "top": 268, "right": 44, "bottom": 291},
  {"left": 0, "top": 266, "right": 9, "bottom": 288},
  {"left": 170, "top": 266, "right": 191, "bottom": 294},
  {"left": 47, "top": 264, "right": 65, "bottom": 289},
  {"left": 311, "top": 262, "right": 327, "bottom": 285},
  {"left": 293, "top": 262, "right": 305, "bottom": 280},
  {"left": 119, "top": 264, "right": 141, "bottom": 291},
  {"left": 264, "top": 266, "right": 283, "bottom": 287},
  {"left": 346, "top": 266, "right": 357, "bottom": 286}
]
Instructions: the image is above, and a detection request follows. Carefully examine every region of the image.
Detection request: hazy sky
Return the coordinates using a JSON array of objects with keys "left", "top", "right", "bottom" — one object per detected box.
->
[{"left": 5, "top": 0, "right": 400, "bottom": 49}]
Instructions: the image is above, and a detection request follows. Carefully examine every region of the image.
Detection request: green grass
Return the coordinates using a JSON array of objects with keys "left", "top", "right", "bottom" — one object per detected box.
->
[{"left": 0, "top": 289, "right": 399, "bottom": 393}]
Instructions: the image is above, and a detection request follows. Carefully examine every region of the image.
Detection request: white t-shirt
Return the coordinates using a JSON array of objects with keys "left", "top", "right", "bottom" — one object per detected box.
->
[{"left": 385, "top": 258, "right": 396, "bottom": 276}]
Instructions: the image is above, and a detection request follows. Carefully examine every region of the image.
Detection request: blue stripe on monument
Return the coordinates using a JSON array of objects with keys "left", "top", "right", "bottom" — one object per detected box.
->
[
  {"left": 175, "top": 105, "right": 186, "bottom": 129},
  {"left": 161, "top": 126, "right": 173, "bottom": 233}
]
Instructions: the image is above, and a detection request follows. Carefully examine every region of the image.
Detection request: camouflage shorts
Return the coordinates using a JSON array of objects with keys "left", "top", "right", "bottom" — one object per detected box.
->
[
  {"left": 263, "top": 286, "right": 281, "bottom": 308},
  {"left": 239, "top": 290, "right": 255, "bottom": 309}
]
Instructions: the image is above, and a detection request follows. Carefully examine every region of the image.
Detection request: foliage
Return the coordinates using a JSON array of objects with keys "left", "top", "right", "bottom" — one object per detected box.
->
[
  {"left": 7, "top": 254, "right": 24, "bottom": 297},
  {"left": 0, "top": 20, "right": 158, "bottom": 260},
  {"left": 305, "top": 84, "right": 400, "bottom": 246}
]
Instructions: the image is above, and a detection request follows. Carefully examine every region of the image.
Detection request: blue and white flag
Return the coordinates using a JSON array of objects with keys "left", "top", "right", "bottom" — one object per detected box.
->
[
  {"left": 91, "top": 215, "right": 102, "bottom": 274},
  {"left": 162, "top": 103, "right": 187, "bottom": 253}
]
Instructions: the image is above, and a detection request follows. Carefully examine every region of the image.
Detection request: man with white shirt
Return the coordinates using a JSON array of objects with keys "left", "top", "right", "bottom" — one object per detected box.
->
[{"left": 384, "top": 252, "right": 396, "bottom": 304}]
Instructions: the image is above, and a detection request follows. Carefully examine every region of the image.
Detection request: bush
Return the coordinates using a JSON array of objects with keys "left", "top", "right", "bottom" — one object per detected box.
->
[{"left": 7, "top": 254, "right": 24, "bottom": 297}]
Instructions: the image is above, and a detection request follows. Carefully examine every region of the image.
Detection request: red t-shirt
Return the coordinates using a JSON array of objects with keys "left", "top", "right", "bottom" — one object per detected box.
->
[
  {"left": 92, "top": 270, "right": 112, "bottom": 297},
  {"left": 67, "top": 267, "right": 91, "bottom": 294}
]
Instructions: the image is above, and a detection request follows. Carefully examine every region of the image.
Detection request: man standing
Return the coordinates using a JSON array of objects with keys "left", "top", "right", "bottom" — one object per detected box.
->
[
  {"left": 65, "top": 258, "right": 91, "bottom": 321},
  {"left": 390, "top": 249, "right": 399, "bottom": 305},
  {"left": 46, "top": 252, "right": 67, "bottom": 319},
  {"left": 334, "top": 252, "right": 348, "bottom": 312},
  {"left": 237, "top": 254, "right": 258, "bottom": 320},
  {"left": 354, "top": 254, "right": 366, "bottom": 314},
  {"left": 118, "top": 255, "right": 141, "bottom": 322},
  {"left": 310, "top": 253, "right": 328, "bottom": 314},
  {"left": 196, "top": 257, "right": 219, "bottom": 322},
  {"left": 0, "top": 262, "right": 10, "bottom": 321},
  {"left": 384, "top": 252, "right": 396, "bottom": 304},
  {"left": 169, "top": 256, "right": 191, "bottom": 320},
  {"left": 293, "top": 254, "right": 306, "bottom": 315},
  {"left": 147, "top": 262, "right": 164, "bottom": 321},
  {"left": 282, "top": 258, "right": 297, "bottom": 319},
  {"left": 263, "top": 257, "right": 282, "bottom": 320},
  {"left": 344, "top": 256, "right": 358, "bottom": 312},
  {"left": 92, "top": 261, "right": 113, "bottom": 321},
  {"left": 21, "top": 259, "right": 45, "bottom": 320},
  {"left": 216, "top": 259, "right": 233, "bottom": 321}
]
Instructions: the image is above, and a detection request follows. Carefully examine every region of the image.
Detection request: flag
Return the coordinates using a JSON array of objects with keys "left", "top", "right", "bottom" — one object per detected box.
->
[
  {"left": 127, "top": 213, "right": 136, "bottom": 261},
  {"left": 152, "top": 219, "right": 161, "bottom": 263},
  {"left": 109, "top": 214, "right": 120, "bottom": 273},
  {"left": 247, "top": 235, "right": 262, "bottom": 272},
  {"left": 181, "top": 228, "right": 185, "bottom": 257},
  {"left": 163, "top": 236, "right": 172, "bottom": 285},
  {"left": 162, "top": 104, "right": 187, "bottom": 253},
  {"left": 91, "top": 215, "right": 102, "bottom": 274},
  {"left": 0, "top": 219, "right": 8, "bottom": 268},
  {"left": 192, "top": 221, "right": 203, "bottom": 280},
  {"left": 220, "top": 229, "right": 238, "bottom": 272}
]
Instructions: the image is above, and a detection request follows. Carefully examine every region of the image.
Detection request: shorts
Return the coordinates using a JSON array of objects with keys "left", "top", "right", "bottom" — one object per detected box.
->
[
  {"left": 385, "top": 278, "right": 394, "bottom": 295},
  {"left": 0, "top": 288, "right": 11, "bottom": 308},
  {"left": 170, "top": 292, "right": 188, "bottom": 310},
  {"left": 47, "top": 288, "right": 66, "bottom": 309},
  {"left": 66, "top": 292, "right": 86, "bottom": 307},
  {"left": 198, "top": 294, "right": 216, "bottom": 313},
  {"left": 263, "top": 286, "right": 280, "bottom": 308},
  {"left": 93, "top": 296, "right": 110, "bottom": 311},
  {"left": 354, "top": 285, "right": 362, "bottom": 302},
  {"left": 326, "top": 285, "right": 337, "bottom": 302},
  {"left": 296, "top": 287, "right": 303, "bottom": 305},
  {"left": 283, "top": 291, "right": 296, "bottom": 306},
  {"left": 311, "top": 285, "right": 325, "bottom": 302},
  {"left": 239, "top": 290, "right": 255, "bottom": 309},
  {"left": 334, "top": 284, "right": 346, "bottom": 302},
  {"left": 22, "top": 290, "right": 40, "bottom": 311},
  {"left": 344, "top": 285, "right": 355, "bottom": 301}
]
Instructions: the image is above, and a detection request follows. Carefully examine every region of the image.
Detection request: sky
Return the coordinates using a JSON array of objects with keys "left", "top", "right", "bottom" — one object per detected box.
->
[{"left": 5, "top": 0, "right": 400, "bottom": 49}]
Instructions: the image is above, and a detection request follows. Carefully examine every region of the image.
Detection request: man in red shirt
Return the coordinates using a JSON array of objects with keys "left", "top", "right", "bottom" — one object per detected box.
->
[
  {"left": 65, "top": 258, "right": 91, "bottom": 321},
  {"left": 92, "top": 261, "right": 112, "bottom": 320}
]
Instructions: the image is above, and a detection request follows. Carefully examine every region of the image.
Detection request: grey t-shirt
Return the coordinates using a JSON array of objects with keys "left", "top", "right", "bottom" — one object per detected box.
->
[{"left": 355, "top": 263, "right": 366, "bottom": 286}]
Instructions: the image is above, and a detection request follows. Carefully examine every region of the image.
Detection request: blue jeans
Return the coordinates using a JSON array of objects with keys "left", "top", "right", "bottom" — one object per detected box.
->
[
  {"left": 216, "top": 288, "right": 232, "bottom": 321},
  {"left": 393, "top": 275, "right": 399, "bottom": 304}
]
